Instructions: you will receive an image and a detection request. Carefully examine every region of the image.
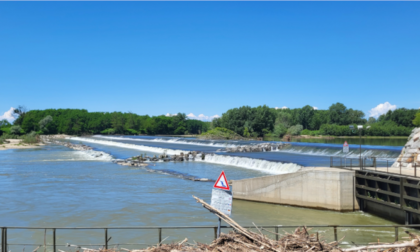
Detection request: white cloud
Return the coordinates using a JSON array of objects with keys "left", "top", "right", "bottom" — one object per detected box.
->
[
  {"left": 369, "top": 102, "right": 397, "bottom": 118},
  {"left": 187, "top": 113, "right": 220, "bottom": 121},
  {"left": 165, "top": 113, "right": 178, "bottom": 117},
  {"left": 313, "top": 107, "right": 318, "bottom": 110},
  {"left": 275, "top": 106, "right": 288, "bottom": 110},
  {"left": 0, "top": 107, "right": 16, "bottom": 122}
]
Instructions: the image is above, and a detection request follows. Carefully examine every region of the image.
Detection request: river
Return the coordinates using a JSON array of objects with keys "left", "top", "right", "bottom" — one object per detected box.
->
[{"left": 0, "top": 135, "right": 414, "bottom": 250}]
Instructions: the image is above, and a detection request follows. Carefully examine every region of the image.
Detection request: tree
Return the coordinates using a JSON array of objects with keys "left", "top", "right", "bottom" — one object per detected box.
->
[
  {"left": 368, "top": 117, "right": 377, "bottom": 124},
  {"left": 287, "top": 124, "right": 303, "bottom": 135},
  {"left": 39, "top": 115, "right": 53, "bottom": 133},
  {"left": 243, "top": 127, "right": 250, "bottom": 137},
  {"left": 329, "top": 103, "right": 347, "bottom": 125},
  {"left": 413, "top": 111, "right": 420, "bottom": 127},
  {"left": 13, "top": 105, "right": 27, "bottom": 125},
  {"left": 10, "top": 125, "right": 22, "bottom": 135},
  {"left": 299, "top": 105, "right": 315, "bottom": 129},
  {"left": 273, "top": 124, "right": 287, "bottom": 137}
]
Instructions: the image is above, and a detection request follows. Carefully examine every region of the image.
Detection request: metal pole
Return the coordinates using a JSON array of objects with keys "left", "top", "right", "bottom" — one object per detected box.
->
[
  {"left": 105, "top": 228, "right": 108, "bottom": 250},
  {"left": 395, "top": 227, "right": 399, "bottom": 242},
  {"left": 359, "top": 130, "right": 362, "bottom": 170},
  {"left": 4, "top": 228, "right": 6, "bottom": 252},
  {"left": 158, "top": 228, "right": 162, "bottom": 244},
  {"left": 1, "top": 228, "right": 4, "bottom": 252},
  {"left": 275, "top": 227, "right": 279, "bottom": 241},
  {"left": 53, "top": 228, "right": 56, "bottom": 252},
  {"left": 333, "top": 226, "right": 338, "bottom": 242},
  {"left": 217, "top": 218, "right": 221, "bottom": 238}
]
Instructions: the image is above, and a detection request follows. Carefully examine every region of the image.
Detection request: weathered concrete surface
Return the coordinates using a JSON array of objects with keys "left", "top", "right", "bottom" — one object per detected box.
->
[{"left": 232, "top": 167, "right": 359, "bottom": 211}]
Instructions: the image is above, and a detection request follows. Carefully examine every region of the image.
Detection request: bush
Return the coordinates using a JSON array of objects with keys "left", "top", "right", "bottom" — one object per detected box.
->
[
  {"left": 10, "top": 125, "right": 23, "bottom": 135},
  {"left": 125, "top": 129, "right": 138, "bottom": 135},
  {"left": 200, "top": 127, "right": 243, "bottom": 140},
  {"left": 287, "top": 125, "right": 303, "bottom": 136},
  {"left": 414, "top": 112, "right": 420, "bottom": 127},
  {"left": 101, "top": 128, "right": 116, "bottom": 134},
  {"left": 273, "top": 124, "right": 287, "bottom": 137},
  {"left": 21, "top": 131, "right": 39, "bottom": 144}
]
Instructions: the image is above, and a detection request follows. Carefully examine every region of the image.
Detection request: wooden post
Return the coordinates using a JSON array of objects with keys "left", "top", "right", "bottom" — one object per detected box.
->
[
  {"left": 53, "top": 228, "right": 56, "bottom": 252},
  {"left": 275, "top": 227, "right": 279, "bottom": 241},
  {"left": 395, "top": 227, "right": 399, "bottom": 242},
  {"left": 158, "top": 228, "right": 162, "bottom": 244}
]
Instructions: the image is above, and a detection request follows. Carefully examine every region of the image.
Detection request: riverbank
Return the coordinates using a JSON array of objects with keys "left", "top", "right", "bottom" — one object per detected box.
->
[{"left": 0, "top": 139, "right": 44, "bottom": 151}]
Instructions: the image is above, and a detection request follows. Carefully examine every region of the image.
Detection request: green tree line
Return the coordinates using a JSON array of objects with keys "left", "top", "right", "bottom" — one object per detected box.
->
[
  {"left": 212, "top": 103, "right": 419, "bottom": 137},
  {"left": 1, "top": 108, "right": 210, "bottom": 136}
]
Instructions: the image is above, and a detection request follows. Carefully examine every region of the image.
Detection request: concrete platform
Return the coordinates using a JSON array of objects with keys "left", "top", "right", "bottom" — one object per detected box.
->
[{"left": 232, "top": 167, "right": 359, "bottom": 211}]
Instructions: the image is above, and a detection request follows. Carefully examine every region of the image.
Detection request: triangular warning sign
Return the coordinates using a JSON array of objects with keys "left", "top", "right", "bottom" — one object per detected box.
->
[
  {"left": 214, "top": 171, "right": 230, "bottom": 191},
  {"left": 344, "top": 141, "right": 349, "bottom": 147}
]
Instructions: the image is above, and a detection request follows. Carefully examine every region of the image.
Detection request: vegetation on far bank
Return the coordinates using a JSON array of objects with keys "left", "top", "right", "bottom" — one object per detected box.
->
[
  {"left": 1, "top": 107, "right": 210, "bottom": 136},
  {"left": 210, "top": 103, "right": 419, "bottom": 138},
  {"left": 1, "top": 105, "right": 419, "bottom": 140},
  {"left": 199, "top": 127, "right": 244, "bottom": 140}
]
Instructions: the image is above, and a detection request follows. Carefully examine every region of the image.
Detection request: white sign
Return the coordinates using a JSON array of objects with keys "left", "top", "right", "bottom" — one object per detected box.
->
[
  {"left": 211, "top": 189, "right": 233, "bottom": 216},
  {"left": 343, "top": 141, "right": 349, "bottom": 153}
]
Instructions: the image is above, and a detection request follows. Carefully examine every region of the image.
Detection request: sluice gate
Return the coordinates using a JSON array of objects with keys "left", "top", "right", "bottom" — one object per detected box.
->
[
  {"left": 330, "top": 156, "right": 420, "bottom": 224},
  {"left": 356, "top": 170, "right": 420, "bottom": 225}
]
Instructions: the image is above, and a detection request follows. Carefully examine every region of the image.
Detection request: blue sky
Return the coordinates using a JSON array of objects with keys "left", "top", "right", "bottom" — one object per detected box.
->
[{"left": 0, "top": 2, "right": 419, "bottom": 121}]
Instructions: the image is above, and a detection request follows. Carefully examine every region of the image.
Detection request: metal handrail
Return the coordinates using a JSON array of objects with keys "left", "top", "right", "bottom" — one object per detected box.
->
[{"left": 2, "top": 223, "right": 420, "bottom": 252}]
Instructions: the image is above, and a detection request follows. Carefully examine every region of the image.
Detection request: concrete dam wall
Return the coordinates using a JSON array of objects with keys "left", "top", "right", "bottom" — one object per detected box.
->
[{"left": 232, "top": 167, "right": 359, "bottom": 211}]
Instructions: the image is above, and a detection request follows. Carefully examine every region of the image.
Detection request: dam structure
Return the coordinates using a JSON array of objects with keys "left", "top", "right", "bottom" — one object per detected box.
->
[{"left": 232, "top": 128, "right": 420, "bottom": 224}]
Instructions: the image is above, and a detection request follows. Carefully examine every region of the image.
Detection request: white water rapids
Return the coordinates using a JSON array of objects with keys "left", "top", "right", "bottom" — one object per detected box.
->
[{"left": 68, "top": 137, "right": 301, "bottom": 175}]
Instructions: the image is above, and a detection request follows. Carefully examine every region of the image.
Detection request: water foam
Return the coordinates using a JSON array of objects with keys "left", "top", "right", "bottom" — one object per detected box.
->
[
  {"left": 199, "top": 154, "right": 301, "bottom": 174},
  {"left": 41, "top": 150, "right": 113, "bottom": 162},
  {"left": 70, "top": 137, "right": 300, "bottom": 174},
  {"left": 69, "top": 137, "right": 187, "bottom": 155},
  {"left": 276, "top": 145, "right": 400, "bottom": 160},
  {"left": 92, "top": 135, "right": 240, "bottom": 148}
]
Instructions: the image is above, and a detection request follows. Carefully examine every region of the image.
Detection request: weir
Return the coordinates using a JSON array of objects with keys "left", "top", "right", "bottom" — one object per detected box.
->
[{"left": 232, "top": 161, "right": 420, "bottom": 224}]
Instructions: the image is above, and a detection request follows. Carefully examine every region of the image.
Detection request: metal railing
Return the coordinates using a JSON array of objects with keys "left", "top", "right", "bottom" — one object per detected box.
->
[
  {"left": 2, "top": 224, "right": 420, "bottom": 251},
  {"left": 330, "top": 157, "right": 419, "bottom": 178}
]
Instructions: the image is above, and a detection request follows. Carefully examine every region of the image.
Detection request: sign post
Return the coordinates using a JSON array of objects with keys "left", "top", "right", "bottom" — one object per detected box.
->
[
  {"left": 343, "top": 141, "right": 349, "bottom": 167},
  {"left": 211, "top": 171, "right": 232, "bottom": 238}
]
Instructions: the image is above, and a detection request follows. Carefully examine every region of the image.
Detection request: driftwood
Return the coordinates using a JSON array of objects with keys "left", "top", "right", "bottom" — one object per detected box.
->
[{"left": 343, "top": 239, "right": 420, "bottom": 252}]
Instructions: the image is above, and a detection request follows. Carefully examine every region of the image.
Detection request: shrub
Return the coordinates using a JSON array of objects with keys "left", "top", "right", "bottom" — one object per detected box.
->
[
  {"left": 414, "top": 112, "right": 420, "bottom": 127},
  {"left": 10, "top": 125, "right": 23, "bottom": 135},
  {"left": 287, "top": 125, "right": 303, "bottom": 136},
  {"left": 125, "top": 129, "right": 138, "bottom": 135},
  {"left": 101, "top": 128, "right": 116, "bottom": 134},
  {"left": 21, "top": 131, "right": 39, "bottom": 144},
  {"left": 273, "top": 124, "right": 287, "bottom": 137}
]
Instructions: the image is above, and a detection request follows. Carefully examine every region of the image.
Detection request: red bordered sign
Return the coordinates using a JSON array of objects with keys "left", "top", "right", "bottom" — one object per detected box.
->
[{"left": 213, "top": 171, "right": 230, "bottom": 191}]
